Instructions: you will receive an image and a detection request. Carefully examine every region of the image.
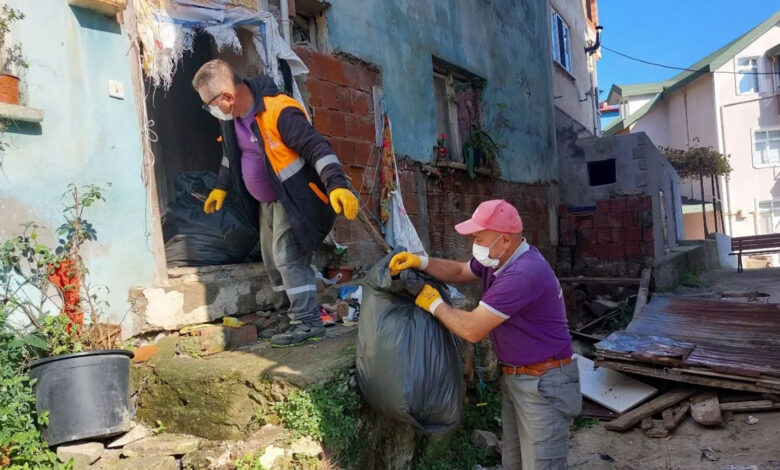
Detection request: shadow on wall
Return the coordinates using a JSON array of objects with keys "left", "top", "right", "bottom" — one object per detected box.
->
[
  {"left": 4, "top": 120, "right": 41, "bottom": 136},
  {"left": 70, "top": 6, "right": 122, "bottom": 35}
]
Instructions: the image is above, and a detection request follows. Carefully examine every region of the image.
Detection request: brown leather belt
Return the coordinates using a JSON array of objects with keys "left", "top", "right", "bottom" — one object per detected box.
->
[{"left": 501, "top": 357, "right": 573, "bottom": 376}]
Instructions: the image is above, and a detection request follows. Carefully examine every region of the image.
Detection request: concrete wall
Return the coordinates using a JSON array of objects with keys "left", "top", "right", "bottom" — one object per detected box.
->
[
  {"left": 631, "top": 77, "right": 719, "bottom": 203},
  {"left": 325, "top": 0, "right": 558, "bottom": 183},
  {"left": 0, "top": 1, "right": 153, "bottom": 337},
  {"left": 559, "top": 132, "right": 683, "bottom": 260},
  {"left": 550, "top": 0, "right": 599, "bottom": 136},
  {"left": 714, "top": 22, "right": 780, "bottom": 237}
]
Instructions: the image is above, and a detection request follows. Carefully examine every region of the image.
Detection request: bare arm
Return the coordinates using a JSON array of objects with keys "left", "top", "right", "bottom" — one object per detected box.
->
[{"left": 421, "top": 257, "right": 478, "bottom": 284}]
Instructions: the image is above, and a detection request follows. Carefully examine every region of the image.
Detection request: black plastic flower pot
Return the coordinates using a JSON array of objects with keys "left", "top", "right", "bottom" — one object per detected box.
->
[{"left": 28, "top": 349, "right": 133, "bottom": 446}]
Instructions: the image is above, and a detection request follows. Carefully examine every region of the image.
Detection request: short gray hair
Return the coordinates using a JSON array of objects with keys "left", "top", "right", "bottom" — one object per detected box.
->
[{"left": 192, "top": 59, "right": 243, "bottom": 96}]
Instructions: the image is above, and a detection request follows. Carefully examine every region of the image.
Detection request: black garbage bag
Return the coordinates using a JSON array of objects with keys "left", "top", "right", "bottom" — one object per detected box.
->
[
  {"left": 356, "top": 250, "right": 464, "bottom": 432},
  {"left": 163, "top": 172, "right": 259, "bottom": 267}
]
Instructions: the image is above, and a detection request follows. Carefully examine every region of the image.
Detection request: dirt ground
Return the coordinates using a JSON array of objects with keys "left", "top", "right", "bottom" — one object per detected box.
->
[
  {"left": 569, "top": 267, "right": 780, "bottom": 470},
  {"left": 569, "top": 411, "right": 780, "bottom": 469}
]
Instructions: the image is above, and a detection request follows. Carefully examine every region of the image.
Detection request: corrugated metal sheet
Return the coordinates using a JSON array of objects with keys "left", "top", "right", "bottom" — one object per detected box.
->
[{"left": 596, "top": 297, "right": 780, "bottom": 379}]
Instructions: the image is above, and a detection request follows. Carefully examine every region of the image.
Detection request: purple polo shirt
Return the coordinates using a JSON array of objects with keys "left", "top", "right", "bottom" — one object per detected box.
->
[
  {"left": 235, "top": 110, "right": 278, "bottom": 202},
  {"left": 470, "top": 240, "right": 573, "bottom": 366}
]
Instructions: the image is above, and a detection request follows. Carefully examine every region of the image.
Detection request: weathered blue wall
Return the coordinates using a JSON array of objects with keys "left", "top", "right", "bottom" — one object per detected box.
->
[
  {"left": 0, "top": 1, "right": 153, "bottom": 336},
  {"left": 326, "top": 0, "right": 557, "bottom": 183}
]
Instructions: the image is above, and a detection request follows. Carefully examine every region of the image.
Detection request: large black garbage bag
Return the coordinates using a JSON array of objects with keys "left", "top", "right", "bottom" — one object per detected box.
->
[
  {"left": 357, "top": 251, "right": 464, "bottom": 432},
  {"left": 163, "top": 172, "right": 259, "bottom": 267}
]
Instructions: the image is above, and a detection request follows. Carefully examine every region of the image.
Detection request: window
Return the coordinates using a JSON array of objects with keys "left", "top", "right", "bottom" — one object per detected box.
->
[
  {"left": 737, "top": 57, "right": 759, "bottom": 94},
  {"left": 550, "top": 9, "right": 572, "bottom": 73},
  {"left": 753, "top": 129, "right": 780, "bottom": 167},
  {"left": 758, "top": 200, "right": 780, "bottom": 234},
  {"left": 432, "top": 60, "right": 483, "bottom": 163},
  {"left": 587, "top": 159, "right": 616, "bottom": 186}
]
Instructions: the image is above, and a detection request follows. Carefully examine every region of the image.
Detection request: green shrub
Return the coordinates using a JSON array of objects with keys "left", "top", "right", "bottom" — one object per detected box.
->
[
  {"left": 273, "top": 374, "right": 359, "bottom": 468},
  {"left": 0, "top": 323, "right": 70, "bottom": 469}
]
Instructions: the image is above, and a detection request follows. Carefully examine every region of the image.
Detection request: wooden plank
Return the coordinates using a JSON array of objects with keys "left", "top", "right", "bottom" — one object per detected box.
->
[
  {"left": 720, "top": 400, "right": 780, "bottom": 412},
  {"left": 575, "top": 354, "right": 658, "bottom": 414},
  {"left": 662, "top": 407, "right": 675, "bottom": 430},
  {"left": 669, "top": 368, "right": 780, "bottom": 387},
  {"left": 605, "top": 386, "right": 696, "bottom": 432},
  {"left": 577, "top": 309, "right": 623, "bottom": 332},
  {"left": 633, "top": 267, "right": 652, "bottom": 318},
  {"left": 570, "top": 330, "right": 606, "bottom": 342},
  {"left": 558, "top": 277, "right": 641, "bottom": 285},
  {"left": 596, "top": 359, "right": 780, "bottom": 394},
  {"left": 641, "top": 417, "right": 653, "bottom": 432},
  {"left": 690, "top": 392, "right": 722, "bottom": 426},
  {"left": 673, "top": 401, "right": 691, "bottom": 428}
]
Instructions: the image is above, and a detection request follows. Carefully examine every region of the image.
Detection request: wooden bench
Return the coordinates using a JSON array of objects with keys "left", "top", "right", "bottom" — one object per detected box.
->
[{"left": 730, "top": 233, "right": 780, "bottom": 273}]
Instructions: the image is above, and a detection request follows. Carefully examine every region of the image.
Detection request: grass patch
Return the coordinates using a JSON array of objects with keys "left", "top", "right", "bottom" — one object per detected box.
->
[
  {"left": 679, "top": 272, "right": 701, "bottom": 288},
  {"left": 570, "top": 416, "right": 599, "bottom": 432},
  {"left": 272, "top": 373, "right": 360, "bottom": 469},
  {"left": 415, "top": 387, "right": 502, "bottom": 470}
]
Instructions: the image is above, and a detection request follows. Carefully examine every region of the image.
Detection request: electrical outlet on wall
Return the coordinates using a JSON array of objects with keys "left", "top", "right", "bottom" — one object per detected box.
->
[{"left": 108, "top": 80, "right": 124, "bottom": 99}]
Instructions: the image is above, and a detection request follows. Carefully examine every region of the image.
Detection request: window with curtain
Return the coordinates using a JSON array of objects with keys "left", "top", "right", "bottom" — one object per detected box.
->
[
  {"left": 753, "top": 129, "right": 780, "bottom": 167},
  {"left": 550, "top": 9, "right": 572, "bottom": 73},
  {"left": 758, "top": 200, "right": 780, "bottom": 234},
  {"left": 737, "top": 57, "right": 759, "bottom": 94}
]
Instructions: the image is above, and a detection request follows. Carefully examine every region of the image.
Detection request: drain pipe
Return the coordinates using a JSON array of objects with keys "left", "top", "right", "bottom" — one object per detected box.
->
[{"left": 280, "top": 0, "right": 291, "bottom": 44}]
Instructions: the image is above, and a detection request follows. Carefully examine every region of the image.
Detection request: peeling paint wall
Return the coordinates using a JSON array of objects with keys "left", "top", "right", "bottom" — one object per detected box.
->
[
  {"left": 325, "top": 0, "right": 558, "bottom": 183},
  {"left": 0, "top": 1, "right": 153, "bottom": 337}
]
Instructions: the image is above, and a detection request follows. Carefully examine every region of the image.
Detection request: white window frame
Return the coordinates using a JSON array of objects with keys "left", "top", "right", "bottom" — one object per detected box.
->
[
  {"left": 550, "top": 8, "right": 572, "bottom": 74},
  {"left": 751, "top": 127, "right": 780, "bottom": 168},
  {"left": 736, "top": 56, "right": 760, "bottom": 95},
  {"left": 757, "top": 199, "right": 780, "bottom": 234},
  {"left": 773, "top": 55, "right": 780, "bottom": 94}
]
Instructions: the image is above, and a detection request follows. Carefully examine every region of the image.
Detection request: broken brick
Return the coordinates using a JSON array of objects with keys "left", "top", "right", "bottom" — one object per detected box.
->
[{"left": 229, "top": 324, "right": 258, "bottom": 348}]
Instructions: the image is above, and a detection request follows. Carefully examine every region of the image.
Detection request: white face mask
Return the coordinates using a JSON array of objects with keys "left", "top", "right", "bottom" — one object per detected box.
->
[
  {"left": 208, "top": 105, "right": 233, "bottom": 121},
  {"left": 472, "top": 235, "right": 505, "bottom": 268}
]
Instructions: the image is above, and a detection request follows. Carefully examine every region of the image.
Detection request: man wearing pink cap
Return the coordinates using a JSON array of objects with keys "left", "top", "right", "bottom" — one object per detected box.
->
[{"left": 389, "top": 199, "right": 581, "bottom": 470}]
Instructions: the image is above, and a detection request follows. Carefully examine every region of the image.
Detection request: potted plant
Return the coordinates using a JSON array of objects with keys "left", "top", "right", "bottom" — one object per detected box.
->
[
  {"left": 435, "top": 133, "right": 449, "bottom": 162},
  {"left": 0, "top": 5, "right": 27, "bottom": 105},
  {"left": 0, "top": 184, "right": 132, "bottom": 447},
  {"left": 325, "top": 245, "right": 354, "bottom": 283}
]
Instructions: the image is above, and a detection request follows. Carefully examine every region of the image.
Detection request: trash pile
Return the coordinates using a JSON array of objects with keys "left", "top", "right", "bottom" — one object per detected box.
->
[{"left": 356, "top": 252, "right": 464, "bottom": 432}]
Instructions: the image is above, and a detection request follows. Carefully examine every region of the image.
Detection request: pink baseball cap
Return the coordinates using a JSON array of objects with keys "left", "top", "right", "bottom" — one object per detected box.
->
[{"left": 455, "top": 199, "right": 523, "bottom": 235}]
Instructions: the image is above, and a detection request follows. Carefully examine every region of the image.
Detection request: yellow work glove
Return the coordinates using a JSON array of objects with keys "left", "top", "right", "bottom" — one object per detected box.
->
[
  {"left": 389, "top": 251, "right": 429, "bottom": 276},
  {"left": 329, "top": 188, "right": 358, "bottom": 220},
  {"left": 415, "top": 284, "right": 444, "bottom": 316},
  {"left": 204, "top": 189, "right": 227, "bottom": 214}
]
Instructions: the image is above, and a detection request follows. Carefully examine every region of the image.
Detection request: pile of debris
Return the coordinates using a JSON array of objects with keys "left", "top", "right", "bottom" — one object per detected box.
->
[
  {"left": 602, "top": 386, "right": 778, "bottom": 438},
  {"left": 53, "top": 422, "right": 322, "bottom": 470},
  {"left": 578, "top": 283, "right": 780, "bottom": 437}
]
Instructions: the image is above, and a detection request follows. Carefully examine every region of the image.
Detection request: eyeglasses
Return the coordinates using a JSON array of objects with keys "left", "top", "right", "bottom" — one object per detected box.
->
[{"left": 201, "top": 91, "right": 225, "bottom": 111}]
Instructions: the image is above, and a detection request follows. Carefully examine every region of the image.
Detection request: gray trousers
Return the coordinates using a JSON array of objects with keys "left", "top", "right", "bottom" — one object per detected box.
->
[
  {"left": 259, "top": 201, "right": 320, "bottom": 325},
  {"left": 501, "top": 359, "right": 582, "bottom": 470}
]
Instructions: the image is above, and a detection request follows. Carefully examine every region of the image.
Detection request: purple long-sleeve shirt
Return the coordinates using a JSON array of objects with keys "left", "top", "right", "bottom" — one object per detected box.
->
[{"left": 234, "top": 111, "right": 279, "bottom": 202}]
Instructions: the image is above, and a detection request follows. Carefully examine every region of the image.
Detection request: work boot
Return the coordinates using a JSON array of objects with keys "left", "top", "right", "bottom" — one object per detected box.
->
[
  {"left": 270, "top": 320, "right": 326, "bottom": 348},
  {"left": 256, "top": 311, "right": 282, "bottom": 331},
  {"left": 260, "top": 315, "right": 289, "bottom": 341}
]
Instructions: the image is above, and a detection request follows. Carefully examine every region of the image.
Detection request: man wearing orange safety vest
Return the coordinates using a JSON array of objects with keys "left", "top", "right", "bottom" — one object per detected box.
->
[{"left": 192, "top": 59, "right": 358, "bottom": 347}]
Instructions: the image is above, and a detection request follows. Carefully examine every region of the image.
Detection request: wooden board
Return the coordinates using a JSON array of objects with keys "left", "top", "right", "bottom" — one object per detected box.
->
[
  {"left": 633, "top": 267, "right": 652, "bottom": 317},
  {"left": 662, "top": 407, "right": 675, "bottom": 430},
  {"left": 575, "top": 354, "right": 658, "bottom": 414},
  {"left": 690, "top": 392, "right": 722, "bottom": 426},
  {"left": 595, "top": 359, "right": 780, "bottom": 394},
  {"left": 605, "top": 386, "right": 697, "bottom": 432},
  {"left": 720, "top": 400, "right": 780, "bottom": 412}
]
